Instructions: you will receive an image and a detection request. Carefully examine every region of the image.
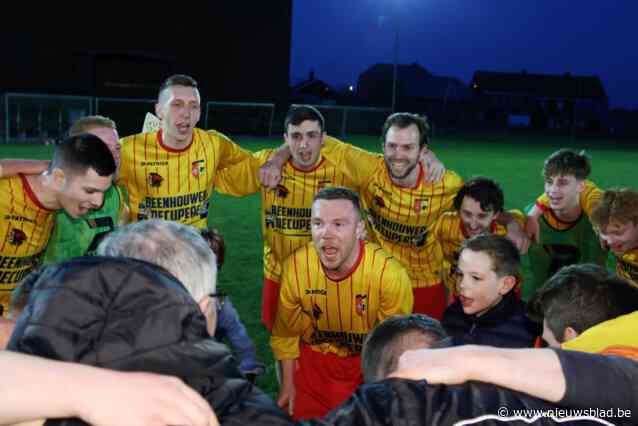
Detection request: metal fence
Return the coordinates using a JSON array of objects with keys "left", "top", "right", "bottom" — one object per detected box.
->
[
  {"left": 3, "top": 93, "right": 93, "bottom": 143},
  {"left": 205, "top": 101, "right": 276, "bottom": 137},
  {"left": 291, "top": 104, "right": 392, "bottom": 137}
]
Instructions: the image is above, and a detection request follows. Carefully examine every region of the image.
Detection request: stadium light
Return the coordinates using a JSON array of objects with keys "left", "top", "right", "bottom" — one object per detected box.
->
[
  {"left": 391, "top": 20, "right": 398, "bottom": 113},
  {"left": 379, "top": 5, "right": 400, "bottom": 112}
]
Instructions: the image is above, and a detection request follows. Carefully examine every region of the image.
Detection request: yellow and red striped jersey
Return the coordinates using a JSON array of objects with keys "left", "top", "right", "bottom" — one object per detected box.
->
[
  {"left": 615, "top": 248, "right": 638, "bottom": 287},
  {"left": 118, "top": 128, "right": 250, "bottom": 228},
  {"left": 271, "top": 240, "right": 413, "bottom": 360},
  {"left": 535, "top": 180, "right": 602, "bottom": 230},
  {"left": 215, "top": 144, "right": 356, "bottom": 283},
  {"left": 0, "top": 175, "right": 55, "bottom": 314},
  {"left": 321, "top": 138, "right": 463, "bottom": 288},
  {"left": 431, "top": 209, "right": 526, "bottom": 291}
]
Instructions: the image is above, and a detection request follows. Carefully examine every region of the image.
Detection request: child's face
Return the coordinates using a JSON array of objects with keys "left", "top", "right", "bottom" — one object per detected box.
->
[
  {"left": 456, "top": 249, "right": 513, "bottom": 316},
  {"left": 599, "top": 219, "right": 638, "bottom": 255},
  {"left": 543, "top": 174, "right": 584, "bottom": 212}
]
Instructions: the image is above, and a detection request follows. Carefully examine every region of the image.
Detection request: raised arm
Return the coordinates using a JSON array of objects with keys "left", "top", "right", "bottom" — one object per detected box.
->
[
  {"left": 392, "top": 345, "right": 566, "bottom": 403},
  {"left": 0, "top": 350, "right": 217, "bottom": 426},
  {"left": 0, "top": 159, "right": 50, "bottom": 178}
]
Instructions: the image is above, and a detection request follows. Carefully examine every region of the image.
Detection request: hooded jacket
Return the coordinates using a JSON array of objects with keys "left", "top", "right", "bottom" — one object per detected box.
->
[
  {"left": 442, "top": 291, "right": 539, "bottom": 348},
  {"left": 8, "top": 256, "right": 291, "bottom": 426}
]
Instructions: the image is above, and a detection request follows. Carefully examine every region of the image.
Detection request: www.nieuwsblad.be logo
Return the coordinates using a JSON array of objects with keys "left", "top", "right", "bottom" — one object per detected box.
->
[{"left": 452, "top": 406, "right": 632, "bottom": 425}]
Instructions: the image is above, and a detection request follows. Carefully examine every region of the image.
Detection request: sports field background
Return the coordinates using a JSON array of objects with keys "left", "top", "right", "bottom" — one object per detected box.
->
[{"left": 1, "top": 134, "right": 636, "bottom": 395}]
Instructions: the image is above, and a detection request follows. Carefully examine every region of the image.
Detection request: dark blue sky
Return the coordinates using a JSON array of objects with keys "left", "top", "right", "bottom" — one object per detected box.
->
[{"left": 291, "top": 1, "right": 638, "bottom": 108}]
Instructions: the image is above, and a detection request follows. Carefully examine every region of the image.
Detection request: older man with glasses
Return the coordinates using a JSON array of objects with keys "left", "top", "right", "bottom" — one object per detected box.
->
[{"left": 7, "top": 219, "right": 290, "bottom": 425}]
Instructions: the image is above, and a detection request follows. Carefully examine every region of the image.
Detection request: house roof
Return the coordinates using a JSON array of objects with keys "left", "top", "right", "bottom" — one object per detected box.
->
[
  {"left": 291, "top": 77, "right": 338, "bottom": 99},
  {"left": 471, "top": 70, "right": 607, "bottom": 100},
  {"left": 359, "top": 63, "right": 469, "bottom": 100}
]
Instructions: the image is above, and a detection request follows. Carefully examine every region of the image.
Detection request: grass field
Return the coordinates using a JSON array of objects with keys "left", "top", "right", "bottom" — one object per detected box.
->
[{"left": 1, "top": 133, "right": 636, "bottom": 396}]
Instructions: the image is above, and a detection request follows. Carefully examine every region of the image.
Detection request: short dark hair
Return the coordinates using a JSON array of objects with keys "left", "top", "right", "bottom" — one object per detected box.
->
[
  {"left": 453, "top": 176, "right": 504, "bottom": 213},
  {"left": 381, "top": 113, "right": 430, "bottom": 149},
  {"left": 69, "top": 115, "right": 116, "bottom": 136},
  {"left": 158, "top": 74, "right": 198, "bottom": 99},
  {"left": 284, "top": 105, "right": 325, "bottom": 132},
  {"left": 543, "top": 149, "right": 591, "bottom": 181},
  {"left": 361, "top": 314, "right": 450, "bottom": 383},
  {"left": 529, "top": 264, "right": 638, "bottom": 341},
  {"left": 200, "top": 228, "right": 225, "bottom": 270},
  {"left": 50, "top": 134, "right": 116, "bottom": 177},
  {"left": 312, "top": 187, "right": 361, "bottom": 219},
  {"left": 9, "top": 268, "right": 41, "bottom": 319},
  {"left": 461, "top": 234, "right": 520, "bottom": 278}
]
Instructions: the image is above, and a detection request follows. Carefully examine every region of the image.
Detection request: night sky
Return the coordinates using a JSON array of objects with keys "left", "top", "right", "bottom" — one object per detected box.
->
[{"left": 291, "top": 0, "right": 638, "bottom": 108}]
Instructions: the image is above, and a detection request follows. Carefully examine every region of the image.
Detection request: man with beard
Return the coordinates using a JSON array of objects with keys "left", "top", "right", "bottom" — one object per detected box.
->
[
  {"left": 271, "top": 187, "right": 413, "bottom": 420},
  {"left": 321, "top": 113, "right": 464, "bottom": 319}
]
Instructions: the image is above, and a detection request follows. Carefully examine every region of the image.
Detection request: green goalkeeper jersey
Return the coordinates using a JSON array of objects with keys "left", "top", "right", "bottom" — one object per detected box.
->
[
  {"left": 42, "top": 185, "right": 125, "bottom": 263},
  {"left": 522, "top": 204, "right": 609, "bottom": 302}
]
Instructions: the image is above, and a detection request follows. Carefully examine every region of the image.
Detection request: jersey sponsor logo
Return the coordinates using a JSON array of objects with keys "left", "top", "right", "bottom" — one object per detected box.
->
[
  {"left": 310, "top": 329, "right": 367, "bottom": 355},
  {"left": 368, "top": 209, "right": 428, "bottom": 247},
  {"left": 191, "top": 159, "right": 206, "bottom": 177},
  {"left": 8, "top": 229, "right": 27, "bottom": 246},
  {"left": 265, "top": 205, "right": 312, "bottom": 233},
  {"left": 148, "top": 172, "right": 164, "bottom": 187},
  {"left": 355, "top": 294, "right": 367, "bottom": 316},
  {"left": 137, "top": 191, "right": 209, "bottom": 222},
  {"left": 0, "top": 253, "right": 40, "bottom": 285}
]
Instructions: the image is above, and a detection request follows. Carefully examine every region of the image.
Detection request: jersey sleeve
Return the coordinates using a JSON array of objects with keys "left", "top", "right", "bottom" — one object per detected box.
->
[
  {"left": 442, "top": 170, "right": 464, "bottom": 196},
  {"left": 270, "top": 256, "right": 311, "bottom": 360},
  {"left": 580, "top": 181, "right": 603, "bottom": 217},
  {"left": 212, "top": 130, "right": 253, "bottom": 169},
  {"left": 377, "top": 263, "right": 414, "bottom": 322},
  {"left": 321, "top": 135, "right": 382, "bottom": 187},
  {"left": 214, "top": 149, "right": 273, "bottom": 196}
]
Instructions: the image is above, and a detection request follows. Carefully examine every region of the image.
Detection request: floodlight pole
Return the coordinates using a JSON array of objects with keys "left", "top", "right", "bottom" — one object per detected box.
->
[{"left": 391, "top": 22, "right": 399, "bottom": 112}]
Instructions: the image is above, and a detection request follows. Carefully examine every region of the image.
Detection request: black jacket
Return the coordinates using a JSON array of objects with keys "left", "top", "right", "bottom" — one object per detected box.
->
[
  {"left": 300, "top": 377, "right": 607, "bottom": 426},
  {"left": 442, "top": 291, "right": 539, "bottom": 348},
  {"left": 8, "top": 256, "right": 291, "bottom": 426}
]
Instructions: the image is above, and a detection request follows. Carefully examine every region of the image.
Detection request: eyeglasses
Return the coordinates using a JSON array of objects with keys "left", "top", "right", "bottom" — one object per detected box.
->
[{"left": 208, "top": 291, "right": 227, "bottom": 311}]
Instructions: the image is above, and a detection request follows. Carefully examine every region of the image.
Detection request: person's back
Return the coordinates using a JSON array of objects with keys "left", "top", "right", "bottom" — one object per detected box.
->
[
  {"left": 442, "top": 234, "right": 538, "bottom": 348},
  {"left": 8, "top": 256, "right": 290, "bottom": 425}
]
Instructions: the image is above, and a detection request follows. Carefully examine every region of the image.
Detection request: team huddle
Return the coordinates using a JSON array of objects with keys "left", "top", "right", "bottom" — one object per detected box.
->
[{"left": 1, "top": 74, "right": 637, "bottom": 424}]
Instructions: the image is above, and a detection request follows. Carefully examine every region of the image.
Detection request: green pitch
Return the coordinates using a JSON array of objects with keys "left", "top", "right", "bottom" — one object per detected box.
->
[{"left": 1, "top": 134, "right": 636, "bottom": 396}]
